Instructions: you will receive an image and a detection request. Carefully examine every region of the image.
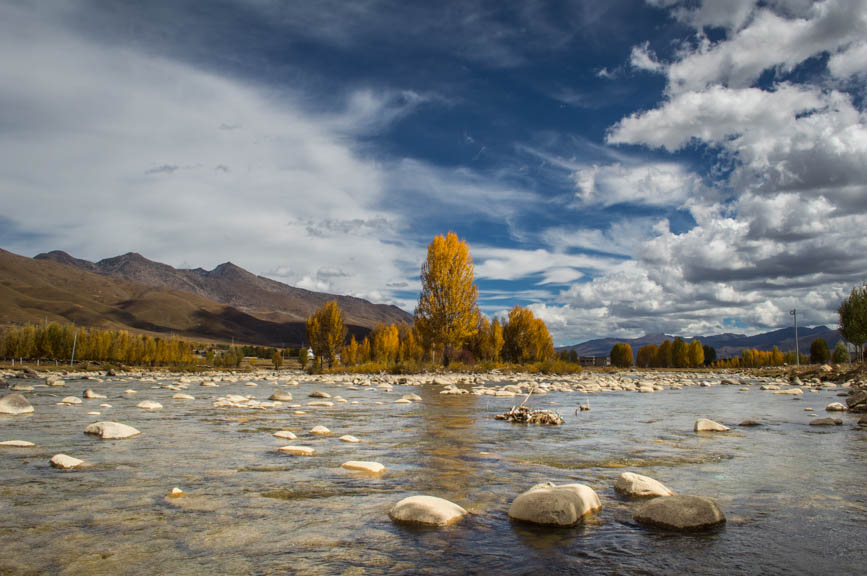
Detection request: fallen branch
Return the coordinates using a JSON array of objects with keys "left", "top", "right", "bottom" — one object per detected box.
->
[{"left": 494, "top": 404, "right": 563, "bottom": 425}]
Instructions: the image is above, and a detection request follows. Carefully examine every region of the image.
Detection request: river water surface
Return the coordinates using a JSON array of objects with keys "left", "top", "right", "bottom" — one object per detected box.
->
[{"left": 1, "top": 373, "right": 865, "bottom": 575}]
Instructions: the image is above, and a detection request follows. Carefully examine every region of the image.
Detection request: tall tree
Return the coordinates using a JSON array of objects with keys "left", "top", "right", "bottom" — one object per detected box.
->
[
  {"left": 610, "top": 343, "right": 633, "bottom": 368},
  {"left": 809, "top": 338, "right": 830, "bottom": 364},
  {"left": 832, "top": 340, "right": 849, "bottom": 364},
  {"left": 687, "top": 340, "right": 704, "bottom": 368},
  {"left": 838, "top": 282, "right": 867, "bottom": 362},
  {"left": 306, "top": 300, "right": 347, "bottom": 368},
  {"left": 414, "top": 232, "right": 479, "bottom": 363},
  {"left": 502, "top": 306, "right": 554, "bottom": 363}
]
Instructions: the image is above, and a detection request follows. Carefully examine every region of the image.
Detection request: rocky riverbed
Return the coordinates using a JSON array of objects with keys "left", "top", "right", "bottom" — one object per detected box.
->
[{"left": 1, "top": 367, "right": 866, "bottom": 574}]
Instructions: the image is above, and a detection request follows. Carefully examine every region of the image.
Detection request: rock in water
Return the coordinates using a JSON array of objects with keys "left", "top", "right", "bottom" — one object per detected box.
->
[
  {"left": 739, "top": 419, "right": 762, "bottom": 427},
  {"left": 389, "top": 495, "right": 467, "bottom": 527},
  {"left": 495, "top": 405, "right": 563, "bottom": 425},
  {"left": 173, "top": 393, "right": 195, "bottom": 400},
  {"left": 614, "top": 472, "right": 674, "bottom": 498},
  {"left": 309, "top": 391, "right": 331, "bottom": 398},
  {"left": 809, "top": 417, "right": 843, "bottom": 426},
  {"left": 310, "top": 425, "right": 331, "bottom": 435},
  {"left": 339, "top": 435, "right": 361, "bottom": 443},
  {"left": 858, "top": 415, "right": 867, "bottom": 427},
  {"left": 846, "top": 390, "right": 867, "bottom": 413},
  {"left": 694, "top": 418, "right": 730, "bottom": 432},
  {"left": 342, "top": 461, "right": 386, "bottom": 474},
  {"left": 825, "top": 402, "right": 847, "bottom": 412},
  {"left": 278, "top": 445, "right": 315, "bottom": 456},
  {"left": 83, "top": 389, "right": 106, "bottom": 399},
  {"left": 60, "top": 396, "right": 83, "bottom": 405},
  {"left": 136, "top": 400, "right": 163, "bottom": 410},
  {"left": 634, "top": 495, "right": 726, "bottom": 531},
  {"left": 50, "top": 454, "right": 84, "bottom": 469},
  {"left": 269, "top": 391, "right": 293, "bottom": 401},
  {"left": 84, "top": 421, "right": 141, "bottom": 439},
  {"left": 0, "top": 440, "right": 35, "bottom": 447},
  {"left": 168, "top": 487, "right": 185, "bottom": 498},
  {"left": 508, "top": 482, "right": 601, "bottom": 526},
  {"left": 0, "top": 394, "right": 34, "bottom": 415},
  {"left": 273, "top": 430, "right": 297, "bottom": 440}
]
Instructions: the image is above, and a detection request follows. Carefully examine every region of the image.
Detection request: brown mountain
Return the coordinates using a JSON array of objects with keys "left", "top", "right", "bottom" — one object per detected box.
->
[{"left": 0, "top": 248, "right": 412, "bottom": 347}]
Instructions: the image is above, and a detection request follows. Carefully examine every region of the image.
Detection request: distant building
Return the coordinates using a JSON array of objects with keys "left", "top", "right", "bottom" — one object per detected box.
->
[{"left": 579, "top": 356, "right": 610, "bottom": 367}]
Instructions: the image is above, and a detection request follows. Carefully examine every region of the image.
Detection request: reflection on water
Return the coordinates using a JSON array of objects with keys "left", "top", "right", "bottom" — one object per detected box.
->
[{"left": 1, "top": 374, "right": 866, "bottom": 575}]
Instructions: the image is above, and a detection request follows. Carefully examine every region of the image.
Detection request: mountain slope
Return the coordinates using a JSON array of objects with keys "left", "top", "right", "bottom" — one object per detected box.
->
[
  {"left": 0, "top": 248, "right": 408, "bottom": 346},
  {"left": 34, "top": 250, "right": 412, "bottom": 326},
  {"left": 560, "top": 326, "right": 844, "bottom": 359}
]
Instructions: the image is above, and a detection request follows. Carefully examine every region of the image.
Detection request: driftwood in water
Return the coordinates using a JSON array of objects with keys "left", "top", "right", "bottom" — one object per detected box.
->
[{"left": 494, "top": 404, "right": 564, "bottom": 425}]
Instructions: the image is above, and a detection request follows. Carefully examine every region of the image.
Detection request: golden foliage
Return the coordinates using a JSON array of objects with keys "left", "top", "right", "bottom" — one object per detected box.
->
[
  {"left": 306, "top": 300, "right": 347, "bottom": 368},
  {"left": 414, "top": 232, "right": 479, "bottom": 361},
  {"left": 502, "top": 305, "right": 554, "bottom": 363}
]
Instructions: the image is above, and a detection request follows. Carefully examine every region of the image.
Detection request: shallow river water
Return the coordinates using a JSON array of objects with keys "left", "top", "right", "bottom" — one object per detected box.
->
[{"left": 1, "top": 373, "right": 865, "bottom": 575}]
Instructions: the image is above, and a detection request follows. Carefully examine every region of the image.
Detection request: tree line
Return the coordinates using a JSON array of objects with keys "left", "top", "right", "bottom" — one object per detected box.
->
[
  {"left": 304, "top": 232, "right": 558, "bottom": 371},
  {"left": 611, "top": 338, "right": 710, "bottom": 368}
]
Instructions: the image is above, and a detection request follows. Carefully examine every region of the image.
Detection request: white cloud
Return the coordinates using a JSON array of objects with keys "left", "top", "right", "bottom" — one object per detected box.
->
[
  {"left": 573, "top": 161, "right": 704, "bottom": 206},
  {"left": 828, "top": 40, "right": 867, "bottom": 78},
  {"left": 629, "top": 42, "right": 663, "bottom": 72},
  {"left": 473, "top": 247, "right": 617, "bottom": 282}
]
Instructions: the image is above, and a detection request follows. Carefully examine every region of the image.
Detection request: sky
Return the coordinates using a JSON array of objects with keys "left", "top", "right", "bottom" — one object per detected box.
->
[{"left": 1, "top": 0, "right": 866, "bottom": 345}]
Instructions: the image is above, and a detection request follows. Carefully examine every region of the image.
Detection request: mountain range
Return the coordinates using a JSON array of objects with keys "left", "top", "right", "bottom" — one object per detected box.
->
[
  {"left": 559, "top": 325, "right": 844, "bottom": 360},
  {"left": 0, "top": 248, "right": 411, "bottom": 347}
]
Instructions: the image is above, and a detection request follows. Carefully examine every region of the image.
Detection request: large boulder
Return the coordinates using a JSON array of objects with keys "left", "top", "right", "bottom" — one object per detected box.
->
[
  {"left": 634, "top": 495, "right": 726, "bottom": 531},
  {"left": 508, "top": 482, "right": 601, "bottom": 526},
  {"left": 389, "top": 495, "right": 467, "bottom": 527},
  {"left": 846, "top": 390, "right": 867, "bottom": 413},
  {"left": 694, "top": 419, "right": 730, "bottom": 432},
  {"left": 0, "top": 394, "right": 34, "bottom": 415},
  {"left": 84, "top": 421, "right": 141, "bottom": 439},
  {"left": 614, "top": 472, "right": 674, "bottom": 498}
]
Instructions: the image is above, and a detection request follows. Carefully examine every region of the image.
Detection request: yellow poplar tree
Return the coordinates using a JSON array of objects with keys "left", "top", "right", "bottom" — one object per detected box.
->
[
  {"left": 414, "top": 232, "right": 479, "bottom": 363},
  {"left": 688, "top": 340, "right": 704, "bottom": 367},
  {"left": 306, "top": 300, "right": 347, "bottom": 368}
]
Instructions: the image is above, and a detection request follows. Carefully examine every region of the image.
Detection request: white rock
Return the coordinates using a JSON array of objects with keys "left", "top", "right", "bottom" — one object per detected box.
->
[
  {"left": 309, "top": 391, "right": 331, "bottom": 398},
  {"left": 389, "top": 495, "right": 467, "bottom": 526},
  {"left": 269, "top": 391, "right": 293, "bottom": 401},
  {"left": 401, "top": 393, "right": 422, "bottom": 402},
  {"left": 694, "top": 418, "right": 730, "bottom": 432},
  {"left": 0, "top": 394, "right": 34, "bottom": 415},
  {"left": 137, "top": 400, "right": 163, "bottom": 410},
  {"left": 774, "top": 389, "right": 803, "bottom": 396},
  {"left": 273, "top": 430, "right": 297, "bottom": 440},
  {"left": 124, "top": 389, "right": 137, "bottom": 395},
  {"left": 168, "top": 487, "right": 185, "bottom": 498},
  {"left": 83, "top": 389, "right": 107, "bottom": 399},
  {"left": 60, "top": 396, "right": 82, "bottom": 405},
  {"left": 84, "top": 421, "right": 141, "bottom": 439},
  {"left": 278, "top": 445, "right": 315, "bottom": 456},
  {"left": 339, "top": 435, "right": 361, "bottom": 443},
  {"left": 394, "top": 398, "right": 412, "bottom": 404},
  {"left": 308, "top": 401, "right": 334, "bottom": 407},
  {"left": 825, "top": 402, "right": 847, "bottom": 412},
  {"left": 614, "top": 472, "right": 674, "bottom": 498},
  {"left": 50, "top": 454, "right": 84, "bottom": 469},
  {"left": 0, "top": 440, "right": 35, "bottom": 447},
  {"left": 508, "top": 482, "right": 601, "bottom": 526},
  {"left": 87, "top": 411, "right": 101, "bottom": 416},
  {"left": 173, "top": 393, "right": 195, "bottom": 400},
  {"left": 310, "top": 425, "right": 331, "bottom": 435},
  {"left": 99, "top": 403, "right": 112, "bottom": 408},
  {"left": 342, "top": 460, "right": 385, "bottom": 474}
]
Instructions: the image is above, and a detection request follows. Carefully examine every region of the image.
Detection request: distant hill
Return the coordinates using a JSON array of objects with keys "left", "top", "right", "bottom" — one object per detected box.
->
[
  {"left": 0, "top": 248, "right": 412, "bottom": 347},
  {"left": 559, "top": 326, "right": 844, "bottom": 360}
]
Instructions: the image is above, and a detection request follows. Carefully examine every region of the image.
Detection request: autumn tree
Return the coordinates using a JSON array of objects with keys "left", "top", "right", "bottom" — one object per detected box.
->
[
  {"left": 272, "top": 350, "right": 283, "bottom": 369},
  {"left": 687, "top": 340, "right": 704, "bottom": 368},
  {"left": 344, "top": 335, "right": 359, "bottom": 366},
  {"left": 838, "top": 282, "right": 867, "bottom": 362},
  {"left": 809, "top": 338, "right": 830, "bottom": 364},
  {"left": 636, "top": 344, "right": 657, "bottom": 368},
  {"left": 414, "top": 232, "right": 479, "bottom": 364},
  {"left": 306, "top": 300, "right": 347, "bottom": 368},
  {"left": 610, "top": 343, "right": 633, "bottom": 368},
  {"left": 371, "top": 323, "right": 400, "bottom": 364},
  {"left": 702, "top": 345, "right": 716, "bottom": 366},
  {"left": 656, "top": 340, "right": 673, "bottom": 368},
  {"left": 832, "top": 341, "right": 849, "bottom": 364},
  {"left": 502, "top": 305, "right": 554, "bottom": 363}
]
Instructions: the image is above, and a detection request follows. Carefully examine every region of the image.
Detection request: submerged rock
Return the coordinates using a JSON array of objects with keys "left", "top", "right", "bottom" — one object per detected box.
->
[
  {"left": 342, "top": 460, "right": 386, "bottom": 474},
  {"left": 508, "top": 482, "right": 601, "bottom": 526},
  {"left": 809, "top": 417, "right": 842, "bottom": 426},
  {"left": 0, "top": 393, "right": 34, "bottom": 415},
  {"left": 739, "top": 419, "right": 762, "bottom": 427},
  {"left": 84, "top": 421, "right": 141, "bottom": 439},
  {"left": 614, "top": 472, "right": 674, "bottom": 498},
  {"left": 694, "top": 419, "right": 729, "bottom": 432},
  {"left": 389, "top": 495, "right": 467, "bottom": 527},
  {"left": 50, "top": 454, "right": 84, "bottom": 469},
  {"left": 634, "top": 495, "right": 726, "bottom": 531}
]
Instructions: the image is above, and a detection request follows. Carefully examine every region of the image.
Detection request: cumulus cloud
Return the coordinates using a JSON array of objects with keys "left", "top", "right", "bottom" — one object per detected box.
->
[
  {"left": 573, "top": 161, "right": 704, "bottom": 206},
  {"left": 629, "top": 42, "right": 663, "bottom": 72}
]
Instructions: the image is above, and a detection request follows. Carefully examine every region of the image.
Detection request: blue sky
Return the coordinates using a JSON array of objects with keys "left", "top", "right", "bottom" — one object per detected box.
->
[{"left": 1, "top": 0, "right": 866, "bottom": 345}]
